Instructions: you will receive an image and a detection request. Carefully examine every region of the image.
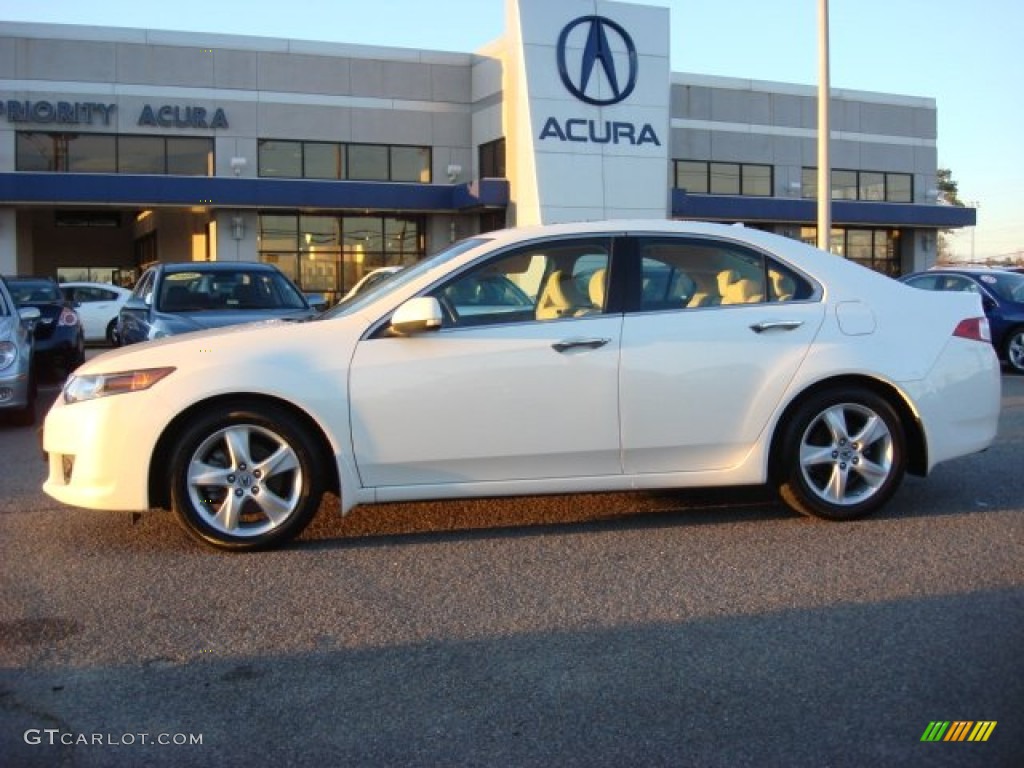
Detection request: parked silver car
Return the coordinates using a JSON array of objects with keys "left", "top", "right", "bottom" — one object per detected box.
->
[{"left": 0, "top": 276, "right": 41, "bottom": 426}]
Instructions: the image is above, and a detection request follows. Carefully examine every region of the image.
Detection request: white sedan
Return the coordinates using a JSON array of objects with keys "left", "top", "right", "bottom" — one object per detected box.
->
[
  {"left": 59, "top": 281, "right": 133, "bottom": 345},
  {"left": 42, "top": 221, "right": 1001, "bottom": 551}
]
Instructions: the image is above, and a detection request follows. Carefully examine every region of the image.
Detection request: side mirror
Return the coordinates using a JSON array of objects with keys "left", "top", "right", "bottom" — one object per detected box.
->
[
  {"left": 304, "top": 293, "right": 328, "bottom": 312},
  {"left": 390, "top": 297, "right": 443, "bottom": 336},
  {"left": 18, "top": 306, "right": 41, "bottom": 322},
  {"left": 122, "top": 296, "right": 149, "bottom": 313}
]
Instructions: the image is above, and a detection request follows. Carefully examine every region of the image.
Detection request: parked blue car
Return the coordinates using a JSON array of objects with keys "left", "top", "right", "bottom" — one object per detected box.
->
[
  {"left": 900, "top": 267, "right": 1024, "bottom": 373},
  {"left": 5, "top": 276, "right": 86, "bottom": 381},
  {"left": 118, "top": 262, "right": 319, "bottom": 345}
]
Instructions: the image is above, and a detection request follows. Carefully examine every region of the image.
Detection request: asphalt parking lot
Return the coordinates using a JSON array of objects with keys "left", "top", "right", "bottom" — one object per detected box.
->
[{"left": 1, "top": 367, "right": 1022, "bottom": 767}]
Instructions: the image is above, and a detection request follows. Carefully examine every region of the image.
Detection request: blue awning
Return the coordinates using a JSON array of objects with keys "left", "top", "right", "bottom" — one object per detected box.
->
[
  {"left": 0, "top": 172, "right": 509, "bottom": 213},
  {"left": 672, "top": 190, "right": 976, "bottom": 229}
]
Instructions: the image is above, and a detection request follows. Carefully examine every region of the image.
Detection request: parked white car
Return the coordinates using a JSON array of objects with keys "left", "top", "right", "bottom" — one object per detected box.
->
[
  {"left": 59, "top": 281, "right": 133, "bottom": 345},
  {"left": 42, "top": 221, "right": 1001, "bottom": 551},
  {"left": 340, "top": 265, "right": 403, "bottom": 301}
]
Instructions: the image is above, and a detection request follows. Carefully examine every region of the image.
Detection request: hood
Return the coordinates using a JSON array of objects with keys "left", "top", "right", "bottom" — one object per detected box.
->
[
  {"left": 154, "top": 307, "right": 317, "bottom": 334},
  {"left": 77, "top": 310, "right": 368, "bottom": 377}
]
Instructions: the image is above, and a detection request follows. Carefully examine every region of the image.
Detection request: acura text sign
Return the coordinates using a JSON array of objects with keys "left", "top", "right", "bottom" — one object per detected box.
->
[
  {"left": 0, "top": 99, "right": 228, "bottom": 129},
  {"left": 506, "top": 0, "right": 670, "bottom": 224}
]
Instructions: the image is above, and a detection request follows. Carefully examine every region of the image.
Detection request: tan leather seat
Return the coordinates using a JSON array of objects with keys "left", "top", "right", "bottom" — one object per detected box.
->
[
  {"left": 587, "top": 268, "right": 607, "bottom": 311},
  {"left": 536, "top": 270, "right": 587, "bottom": 320},
  {"left": 716, "top": 269, "right": 740, "bottom": 305},
  {"left": 686, "top": 292, "right": 712, "bottom": 308},
  {"left": 718, "top": 269, "right": 764, "bottom": 304},
  {"left": 769, "top": 269, "right": 795, "bottom": 301}
]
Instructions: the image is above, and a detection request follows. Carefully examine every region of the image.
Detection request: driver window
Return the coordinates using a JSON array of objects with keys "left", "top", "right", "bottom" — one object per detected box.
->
[{"left": 430, "top": 240, "right": 611, "bottom": 328}]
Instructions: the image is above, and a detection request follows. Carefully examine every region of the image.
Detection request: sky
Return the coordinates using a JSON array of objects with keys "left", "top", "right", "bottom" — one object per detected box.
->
[{"left": 1, "top": 0, "right": 1021, "bottom": 261}]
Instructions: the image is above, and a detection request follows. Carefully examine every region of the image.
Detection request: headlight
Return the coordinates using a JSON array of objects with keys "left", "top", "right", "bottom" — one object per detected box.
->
[
  {"left": 63, "top": 367, "right": 176, "bottom": 404},
  {"left": 0, "top": 341, "right": 16, "bottom": 371}
]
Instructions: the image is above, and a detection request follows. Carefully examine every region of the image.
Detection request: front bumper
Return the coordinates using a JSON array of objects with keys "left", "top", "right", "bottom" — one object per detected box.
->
[
  {"left": 42, "top": 389, "right": 167, "bottom": 511},
  {"left": 0, "top": 367, "right": 33, "bottom": 411}
]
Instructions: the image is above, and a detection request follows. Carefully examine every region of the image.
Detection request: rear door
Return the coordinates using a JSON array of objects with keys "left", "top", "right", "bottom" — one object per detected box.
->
[{"left": 618, "top": 236, "right": 825, "bottom": 473}]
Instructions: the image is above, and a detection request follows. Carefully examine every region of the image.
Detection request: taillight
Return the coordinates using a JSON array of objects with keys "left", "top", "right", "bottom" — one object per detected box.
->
[
  {"left": 58, "top": 307, "right": 79, "bottom": 327},
  {"left": 952, "top": 317, "right": 991, "bottom": 343}
]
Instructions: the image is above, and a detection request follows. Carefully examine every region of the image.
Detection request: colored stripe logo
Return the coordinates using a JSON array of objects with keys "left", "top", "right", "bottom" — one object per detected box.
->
[{"left": 921, "top": 721, "right": 997, "bottom": 742}]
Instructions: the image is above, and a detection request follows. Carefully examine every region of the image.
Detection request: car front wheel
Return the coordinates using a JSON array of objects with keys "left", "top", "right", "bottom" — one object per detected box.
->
[
  {"left": 170, "top": 403, "right": 325, "bottom": 551},
  {"left": 777, "top": 388, "right": 906, "bottom": 521},
  {"left": 1005, "top": 327, "right": 1024, "bottom": 374}
]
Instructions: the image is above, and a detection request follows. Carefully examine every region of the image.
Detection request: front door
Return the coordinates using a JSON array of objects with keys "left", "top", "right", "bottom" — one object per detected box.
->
[{"left": 349, "top": 237, "right": 623, "bottom": 488}]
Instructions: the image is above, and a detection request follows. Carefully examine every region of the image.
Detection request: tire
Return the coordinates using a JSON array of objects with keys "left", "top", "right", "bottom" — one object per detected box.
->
[
  {"left": 106, "top": 318, "right": 120, "bottom": 346},
  {"left": 1004, "top": 327, "right": 1024, "bottom": 374},
  {"left": 169, "top": 402, "right": 325, "bottom": 551},
  {"left": 777, "top": 387, "right": 906, "bottom": 521}
]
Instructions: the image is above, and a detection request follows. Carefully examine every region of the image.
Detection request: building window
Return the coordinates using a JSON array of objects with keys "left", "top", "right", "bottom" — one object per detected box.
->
[
  {"left": 885, "top": 173, "right": 912, "bottom": 203},
  {"left": 258, "top": 140, "right": 302, "bottom": 178},
  {"left": 166, "top": 137, "right": 214, "bottom": 176},
  {"left": 802, "top": 168, "right": 914, "bottom": 203},
  {"left": 710, "top": 162, "right": 741, "bottom": 195},
  {"left": 304, "top": 143, "right": 342, "bottom": 180},
  {"left": 67, "top": 134, "right": 116, "bottom": 173},
  {"left": 16, "top": 132, "right": 213, "bottom": 176},
  {"left": 674, "top": 160, "right": 772, "bottom": 196},
  {"left": 800, "top": 226, "right": 901, "bottom": 276},
  {"left": 347, "top": 144, "right": 389, "bottom": 181},
  {"left": 390, "top": 146, "right": 431, "bottom": 183},
  {"left": 258, "top": 140, "right": 431, "bottom": 183},
  {"left": 118, "top": 136, "right": 166, "bottom": 174},
  {"left": 674, "top": 160, "right": 708, "bottom": 193},
  {"left": 258, "top": 213, "right": 425, "bottom": 303},
  {"left": 479, "top": 138, "right": 506, "bottom": 178}
]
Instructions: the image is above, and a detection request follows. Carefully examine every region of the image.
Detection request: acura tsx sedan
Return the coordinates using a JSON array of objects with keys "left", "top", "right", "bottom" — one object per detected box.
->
[{"left": 42, "top": 221, "right": 1001, "bottom": 551}]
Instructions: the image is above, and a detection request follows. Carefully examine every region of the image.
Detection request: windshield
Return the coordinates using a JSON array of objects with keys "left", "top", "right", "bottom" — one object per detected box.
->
[
  {"left": 979, "top": 271, "right": 1024, "bottom": 303},
  {"left": 157, "top": 269, "right": 308, "bottom": 312},
  {"left": 319, "top": 237, "right": 492, "bottom": 319}
]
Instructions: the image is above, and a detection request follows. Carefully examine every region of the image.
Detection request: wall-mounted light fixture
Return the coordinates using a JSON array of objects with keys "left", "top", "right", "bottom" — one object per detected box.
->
[
  {"left": 230, "top": 156, "right": 247, "bottom": 176},
  {"left": 231, "top": 216, "right": 245, "bottom": 240}
]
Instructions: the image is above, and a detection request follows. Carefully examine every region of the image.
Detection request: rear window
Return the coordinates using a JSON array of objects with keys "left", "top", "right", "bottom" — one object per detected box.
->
[
  {"left": 158, "top": 269, "right": 307, "bottom": 312},
  {"left": 8, "top": 279, "right": 61, "bottom": 304}
]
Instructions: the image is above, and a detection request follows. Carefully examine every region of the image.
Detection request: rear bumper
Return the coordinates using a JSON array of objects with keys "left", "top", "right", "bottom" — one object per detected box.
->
[{"left": 905, "top": 339, "right": 1002, "bottom": 472}]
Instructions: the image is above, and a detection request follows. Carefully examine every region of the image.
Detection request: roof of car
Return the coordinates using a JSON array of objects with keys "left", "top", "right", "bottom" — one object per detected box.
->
[
  {"left": 910, "top": 266, "right": 1023, "bottom": 277},
  {"left": 4, "top": 275, "right": 59, "bottom": 284},
  {"left": 157, "top": 261, "right": 280, "bottom": 273}
]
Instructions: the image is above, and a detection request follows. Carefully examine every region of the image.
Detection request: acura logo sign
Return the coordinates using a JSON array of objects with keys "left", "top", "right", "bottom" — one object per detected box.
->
[{"left": 557, "top": 15, "right": 638, "bottom": 106}]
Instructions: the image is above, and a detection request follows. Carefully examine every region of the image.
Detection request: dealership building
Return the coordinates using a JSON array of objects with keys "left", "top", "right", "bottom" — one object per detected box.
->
[{"left": 0, "top": 0, "right": 974, "bottom": 299}]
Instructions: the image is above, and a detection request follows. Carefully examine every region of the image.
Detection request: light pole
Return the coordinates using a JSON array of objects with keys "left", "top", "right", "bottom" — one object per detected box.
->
[
  {"left": 969, "top": 201, "right": 979, "bottom": 262},
  {"left": 817, "top": 0, "right": 831, "bottom": 252}
]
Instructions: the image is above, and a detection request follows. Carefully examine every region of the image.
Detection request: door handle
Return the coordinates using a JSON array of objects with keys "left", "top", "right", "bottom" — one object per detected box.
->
[
  {"left": 749, "top": 320, "right": 804, "bottom": 334},
  {"left": 552, "top": 337, "right": 611, "bottom": 353}
]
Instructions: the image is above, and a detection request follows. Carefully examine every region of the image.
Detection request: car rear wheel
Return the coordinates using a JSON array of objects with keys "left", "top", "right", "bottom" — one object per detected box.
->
[
  {"left": 105, "top": 318, "right": 119, "bottom": 346},
  {"left": 777, "top": 388, "right": 906, "bottom": 521},
  {"left": 170, "top": 403, "right": 325, "bottom": 551},
  {"left": 1005, "top": 327, "right": 1024, "bottom": 373}
]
